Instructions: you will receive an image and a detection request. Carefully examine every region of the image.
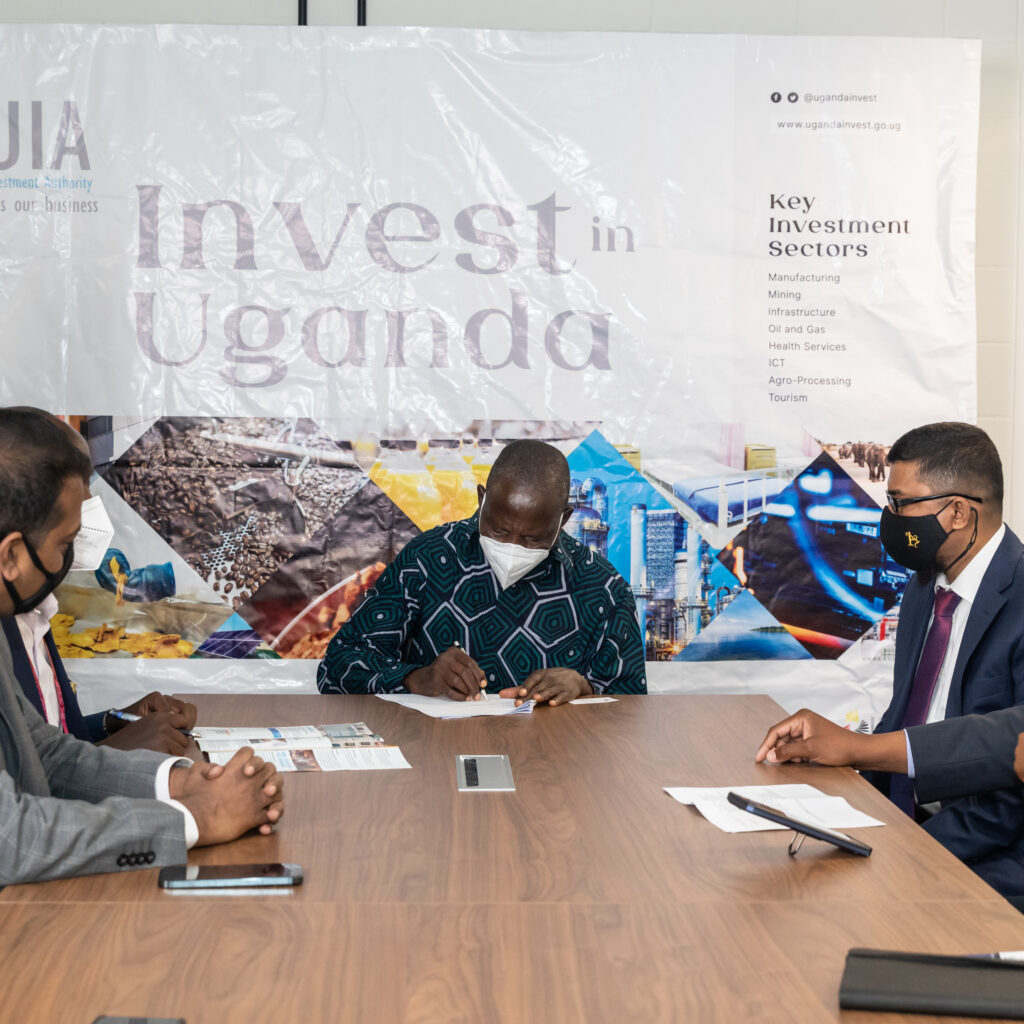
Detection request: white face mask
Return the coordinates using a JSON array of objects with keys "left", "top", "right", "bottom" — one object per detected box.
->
[
  {"left": 477, "top": 496, "right": 555, "bottom": 589},
  {"left": 479, "top": 534, "right": 550, "bottom": 590},
  {"left": 72, "top": 495, "right": 116, "bottom": 571}
]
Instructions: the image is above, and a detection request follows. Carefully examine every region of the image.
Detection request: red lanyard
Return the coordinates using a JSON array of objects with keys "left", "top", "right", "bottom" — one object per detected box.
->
[{"left": 25, "top": 638, "right": 68, "bottom": 734}]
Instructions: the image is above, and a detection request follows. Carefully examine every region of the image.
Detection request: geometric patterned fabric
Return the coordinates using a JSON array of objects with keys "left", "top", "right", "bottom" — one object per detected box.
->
[{"left": 317, "top": 513, "right": 647, "bottom": 694}]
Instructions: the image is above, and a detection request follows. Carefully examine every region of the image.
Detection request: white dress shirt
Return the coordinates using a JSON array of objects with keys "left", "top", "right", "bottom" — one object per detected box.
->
[
  {"left": 922, "top": 522, "right": 1005, "bottom": 724},
  {"left": 14, "top": 597, "right": 198, "bottom": 847},
  {"left": 14, "top": 593, "right": 62, "bottom": 727}
]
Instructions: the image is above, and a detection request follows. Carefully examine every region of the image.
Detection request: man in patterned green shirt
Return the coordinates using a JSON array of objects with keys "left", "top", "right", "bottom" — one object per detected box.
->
[{"left": 317, "top": 440, "right": 646, "bottom": 705}]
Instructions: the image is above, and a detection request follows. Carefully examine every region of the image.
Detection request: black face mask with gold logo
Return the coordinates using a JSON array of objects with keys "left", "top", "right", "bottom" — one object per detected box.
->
[{"left": 878, "top": 501, "right": 977, "bottom": 583}]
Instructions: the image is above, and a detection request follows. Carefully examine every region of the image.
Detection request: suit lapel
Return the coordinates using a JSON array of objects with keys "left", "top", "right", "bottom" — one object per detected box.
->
[
  {"left": 946, "top": 530, "right": 1024, "bottom": 717},
  {"left": 44, "top": 629, "right": 85, "bottom": 736}
]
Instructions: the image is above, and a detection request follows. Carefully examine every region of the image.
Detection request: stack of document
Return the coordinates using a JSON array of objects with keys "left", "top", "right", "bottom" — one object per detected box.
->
[
  {"left": 192, "top": 723, "right": 410, "bottom": 772},
  {"left": 664, "top": 783, "right": 884, "bottom": 833},
  {"left": 376, "top": 692, "right": 535, "bottom": 719}
]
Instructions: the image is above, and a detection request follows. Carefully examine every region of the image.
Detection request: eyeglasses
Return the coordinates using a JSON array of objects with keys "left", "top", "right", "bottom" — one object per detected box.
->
[{"left": 884, "top": 491, "right": 984, "bottom": 515}]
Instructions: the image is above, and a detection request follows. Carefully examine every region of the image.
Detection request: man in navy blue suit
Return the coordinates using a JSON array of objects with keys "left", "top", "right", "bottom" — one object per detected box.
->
[{"left": 759, "top": 422, "right": 1024, "bottom": 909}]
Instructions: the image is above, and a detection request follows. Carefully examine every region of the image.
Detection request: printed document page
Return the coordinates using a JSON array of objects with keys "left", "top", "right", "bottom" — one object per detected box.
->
[
  {"left": 377, "top": 692, "right": 535, "bottom": 718},
  {"left": 206, "top": 744, "right": 411, "bottom": 772},
  {"left": 193, "top": 723, "right": 383, "bottom": 752},
  {"left": 664, "top": 784, "right": 884, "bottom": 833}
]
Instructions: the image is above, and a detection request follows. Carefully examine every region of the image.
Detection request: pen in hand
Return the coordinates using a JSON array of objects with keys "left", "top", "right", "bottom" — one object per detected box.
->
[
  {"left": 451, "top": 640, "right": 488, "bottom": 698},
  {"left": 107, "top": 707, "right": 194, "bottom": 737},
  {"left": 106, "top": 709, "right": 142, "bottom": 724}
]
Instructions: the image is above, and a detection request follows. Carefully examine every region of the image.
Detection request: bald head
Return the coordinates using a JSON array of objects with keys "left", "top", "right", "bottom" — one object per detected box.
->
[
  {"left": 488, "top": 440, "right": 570, "bottom": 505},
  {"left": 477, "top": 441, "right": 572, "bottom": 550}
]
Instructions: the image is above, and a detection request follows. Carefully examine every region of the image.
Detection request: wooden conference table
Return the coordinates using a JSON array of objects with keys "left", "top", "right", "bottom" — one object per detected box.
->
[{"left": 3, "top": 694, "right": 1024, "bottom": 1023}]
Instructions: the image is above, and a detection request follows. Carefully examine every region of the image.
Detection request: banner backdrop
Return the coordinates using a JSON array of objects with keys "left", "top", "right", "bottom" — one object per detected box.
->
[{"left": 0, "top": 27, "right": 979, "bottom": 723}]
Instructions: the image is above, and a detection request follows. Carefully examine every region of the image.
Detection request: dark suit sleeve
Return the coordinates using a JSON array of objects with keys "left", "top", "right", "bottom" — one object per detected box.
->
[
  {"left": 916, "top": 627, "right": 1024, "bottom": 862},
  {"left": 909, "top": 707, "right": 1024, "bottom": 802},
  {"left": 79, "top": 710, "right": 109, "bottom": 743}
]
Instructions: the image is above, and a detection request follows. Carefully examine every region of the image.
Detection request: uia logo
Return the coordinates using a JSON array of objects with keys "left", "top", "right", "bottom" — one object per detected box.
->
[
  {"left": 0, "top": 101, "right": 90, "bottom": 171},
  {"left": 905, "top": 531, "right": 920, "bottom": 548}
]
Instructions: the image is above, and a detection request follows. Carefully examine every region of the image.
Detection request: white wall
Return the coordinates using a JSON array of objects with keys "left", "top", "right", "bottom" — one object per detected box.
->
[{"left": 2, "top": 0, "right": 1019, "bottom": 524}]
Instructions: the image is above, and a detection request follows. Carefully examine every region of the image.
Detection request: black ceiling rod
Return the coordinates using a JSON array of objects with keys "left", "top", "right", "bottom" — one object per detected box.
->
[
  {"left": 358, "top": 0, "right": 367, "bottom": 26},
  {"left": 298, "top": 0, "right": 307, "bottom": 25}
]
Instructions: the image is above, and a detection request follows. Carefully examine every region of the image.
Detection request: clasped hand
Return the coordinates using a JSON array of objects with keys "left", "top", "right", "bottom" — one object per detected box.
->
[{"left": 169, "top": 747, "right": 284, "bottom": 846}]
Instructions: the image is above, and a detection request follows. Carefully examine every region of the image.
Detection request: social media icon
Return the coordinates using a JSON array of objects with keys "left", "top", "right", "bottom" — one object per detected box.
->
[
  {"left": 771, "top": 92, "right": 782, "bottom": 103},
  {"left": 787, "top": 92, "right": 799, "bottom": 103}
]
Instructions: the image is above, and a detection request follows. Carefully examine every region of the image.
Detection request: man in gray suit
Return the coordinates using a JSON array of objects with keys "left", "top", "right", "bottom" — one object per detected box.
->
[
  {"left": 754, "top": 704, "right": 1024, "bottom": 801},
  {"left": 0, "top": 407, "right": 284, "bottom": 886}
]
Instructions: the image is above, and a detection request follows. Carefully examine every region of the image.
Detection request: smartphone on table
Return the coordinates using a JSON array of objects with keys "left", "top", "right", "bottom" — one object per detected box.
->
[
  {"left": 157, "top": 862, "right": 303, "bottom": 888},
  {"left": 726, "top": 791, "right": 872, "bottom": 856}
]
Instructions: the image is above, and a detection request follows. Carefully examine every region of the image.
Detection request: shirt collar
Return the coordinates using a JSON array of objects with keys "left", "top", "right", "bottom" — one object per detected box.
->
[
  {"left": 15, "top": 592, "right": 59, "bottom": 645},
  {"left": 550, "top": 531, "right": 574, "bottom": 569},
  {"left": 936, "top": 522, "right": 1005, "bottom": 605}
]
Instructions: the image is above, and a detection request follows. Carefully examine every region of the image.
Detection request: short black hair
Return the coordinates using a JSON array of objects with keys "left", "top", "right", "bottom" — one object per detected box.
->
[
  {"left": 888, "top": 421, "right": 1003, "bottom": 510},
  {"left": 488, "top": 440, "right": 570, "bottom": 505},
  {"left": 0, "top": 408, "right": 92, "bottom": 544}
]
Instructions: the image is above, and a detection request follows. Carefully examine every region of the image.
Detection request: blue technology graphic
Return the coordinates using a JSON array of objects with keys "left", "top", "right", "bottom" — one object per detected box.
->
[
  {"left": 718, "top": 452, "right": 909, "bottom": 658},
  {"left": 674, "top": 589, "right": 813, "bottom": 662},
  {"left": 566, "top": 430, "right": 807, "bottom": 661}
]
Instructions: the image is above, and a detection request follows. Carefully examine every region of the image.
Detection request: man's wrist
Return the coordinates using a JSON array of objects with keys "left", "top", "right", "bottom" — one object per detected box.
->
[
  {"left": 847, "top": 731, "right": 908, "bottom": 773},
  {"left": 164, "top": 798, "right": 200, "bottom": 848},
  {"left": 168, "top": 763, "right": 188, "bottom": 800},
  {"left": 403, "top": 667, "right": 428, "bottom": 694}
]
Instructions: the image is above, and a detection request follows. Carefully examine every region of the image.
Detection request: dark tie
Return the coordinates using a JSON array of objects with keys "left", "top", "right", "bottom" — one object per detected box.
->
[{"left": 891, "top": 587, "right": 961, "bottom": 816}]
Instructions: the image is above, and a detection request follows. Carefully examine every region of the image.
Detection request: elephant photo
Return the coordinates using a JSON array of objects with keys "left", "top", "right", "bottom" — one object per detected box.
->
[{"left": 866, "top": 443, "right": 889, "bottom": 481}]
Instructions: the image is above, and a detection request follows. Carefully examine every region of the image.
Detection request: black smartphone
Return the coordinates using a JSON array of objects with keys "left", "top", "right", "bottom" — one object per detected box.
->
[
  {"left": 157, "top": 862, "right": 303, "bottom": 889},
  {"left": 91, "top": 1018, "right": 186, "bottom": 1023},
  {"left": 726, "top": 791, "right": 873, "bottom": 856}
]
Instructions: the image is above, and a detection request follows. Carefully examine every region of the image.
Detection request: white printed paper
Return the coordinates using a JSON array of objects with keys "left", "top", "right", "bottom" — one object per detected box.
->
[
  {"left": 207, "top": 744, "right": 410, "bottom": 772},
  {"left": 377, "top": 692, "right": 535, "bottom": 719},
  {"left": 194, "top": 722, "right": 384, "bottom": 753},
  {"left": 194, "top": 725, "right": 330, "bottom": 741},
  {"left": 665, "top": 784, "right": 884, "bottom": 833},
  {"left": 666, "top": 783, "right": 822, "bottom": 806}
]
